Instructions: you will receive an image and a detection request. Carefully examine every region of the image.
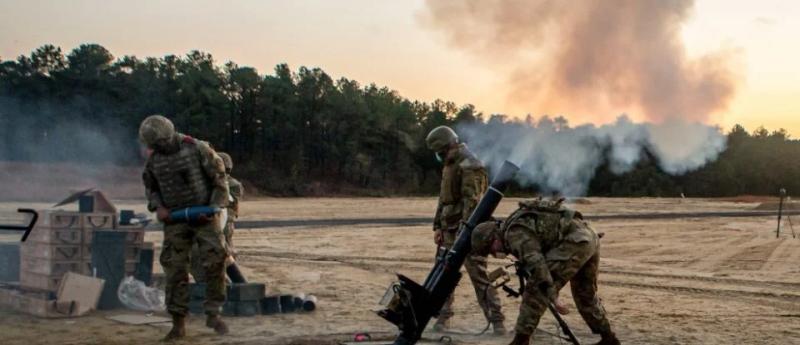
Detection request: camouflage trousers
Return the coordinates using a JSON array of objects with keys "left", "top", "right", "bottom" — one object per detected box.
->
[
  {"left": 223, "top": 218, "right": 235, "bottom": 255},
  {"left": 437, "top": 229, "right": 505, "bottom": 323},
  {"left": 516, "top": 231, "right": 612, "bottom": 335},
  {"left": 161, "top": 216, "right": 228, "bottom": 316},
  {"left": 191, "top": 212, "right": 235, "bottom": 282}
]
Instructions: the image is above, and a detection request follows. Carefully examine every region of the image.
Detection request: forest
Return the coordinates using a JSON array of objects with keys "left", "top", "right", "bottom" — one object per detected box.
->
[{"left": 1, "top": 44, "right": 798, "bottom": 197}]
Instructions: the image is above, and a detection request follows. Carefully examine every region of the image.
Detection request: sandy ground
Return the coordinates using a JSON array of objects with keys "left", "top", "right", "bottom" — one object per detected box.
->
[{"left": 2, "top": 197, "right": 800, "bottom": 345}]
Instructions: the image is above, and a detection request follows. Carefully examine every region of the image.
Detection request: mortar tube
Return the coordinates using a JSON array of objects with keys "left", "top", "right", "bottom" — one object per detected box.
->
[{"left": 302, "top": 295, "right": 317, "bottom": 311}]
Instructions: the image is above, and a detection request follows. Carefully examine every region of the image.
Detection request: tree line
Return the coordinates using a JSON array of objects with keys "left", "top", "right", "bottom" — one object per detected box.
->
[{"left": 1, "top": 44, "right": 797, "bottom": 197}]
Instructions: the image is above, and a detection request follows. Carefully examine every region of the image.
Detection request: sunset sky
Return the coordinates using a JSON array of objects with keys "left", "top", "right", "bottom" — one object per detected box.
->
[{"left": 1, "top": 0, "right": 797, "bottom": 135}]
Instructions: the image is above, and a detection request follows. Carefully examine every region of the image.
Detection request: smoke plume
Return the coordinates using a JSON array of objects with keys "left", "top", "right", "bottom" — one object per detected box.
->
[
  {"left": 420, "top": 0, "right": 739, "bottom": 123},
  {"left": 0, "top": 96, "right": 144, "bottom": 201},
  {"left": 458, "top": 116, "right": 726, "bottom": 196}
]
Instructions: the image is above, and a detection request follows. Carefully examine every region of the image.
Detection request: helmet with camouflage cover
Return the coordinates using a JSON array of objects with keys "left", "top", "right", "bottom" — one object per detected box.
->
[
  {"left": 471, "top": 221, "right": 501, "bottom": 256},
  {"left": 426, "top": 126, "right": 458, "bottom": 152},
  {"left": 218, "top": 152, "right": 233, "bottom": 173},
  {"left": 138, "top": 115, "right": 175, "bottom": 148}
]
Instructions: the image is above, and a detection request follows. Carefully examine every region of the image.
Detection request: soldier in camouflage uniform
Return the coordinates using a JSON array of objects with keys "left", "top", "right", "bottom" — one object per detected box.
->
[
  {"left": 217, "top": 152, "right": 244, "bottom": 253},
  {"left": 426, "top": 125, "right": 506, "bottom": 334},
  {"left": 471, "top": 198, "right": 620, "bottom": 345},
  {"left": 139, "top": 115, "right": 230, "bottom": 341},
  {"left": 190, "top": 152, "right": 244, "bottom": 282}
]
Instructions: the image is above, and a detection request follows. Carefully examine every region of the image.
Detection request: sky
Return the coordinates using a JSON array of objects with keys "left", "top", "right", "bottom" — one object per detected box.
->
[{"left": 0, "top": 0, "right": 797, "bottom": 135}]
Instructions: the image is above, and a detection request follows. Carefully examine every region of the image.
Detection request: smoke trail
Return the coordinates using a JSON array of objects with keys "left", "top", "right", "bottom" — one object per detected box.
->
[
  {"left": 420, "top": 0, "right": 740, "bottom": 123},
  {"left": 458, "top": 116, "right": 726, "bottom": 195}
]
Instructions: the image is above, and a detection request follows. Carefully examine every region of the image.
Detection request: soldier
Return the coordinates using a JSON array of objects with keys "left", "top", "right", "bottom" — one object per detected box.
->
[
  {"left": 139, "top": 115, "right": 230, "bottom": 341},
  {"left": 217, "top": 152, "right": 244, "bottom": 253},
  {"left": 471, "top": 198, "right": 620, "bottom": 345},
  {"left": 426, "top": 125, "right": 506, "bottom": 334},
  {"left": 190, "top": 152, "right": 243, "bottom": 282}
]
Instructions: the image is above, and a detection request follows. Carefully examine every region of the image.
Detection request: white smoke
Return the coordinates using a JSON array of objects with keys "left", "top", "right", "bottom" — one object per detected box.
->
[{"left": 458, "top": 115, "right": 726, "bottom": 196}]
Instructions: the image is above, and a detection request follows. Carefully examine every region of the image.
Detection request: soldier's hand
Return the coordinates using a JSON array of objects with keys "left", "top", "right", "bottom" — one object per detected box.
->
[
  {"left": 434, "top": 229, "right": 444, "bottom": 245},
  {"left": 554, "top": 297, "right": 570, "bottom": 315},
  {"left": 156, "top": 207, "right": 171, "bottom": 223},
  {"left": 196, "top": 213, "right": 212, "bottom": 225}
]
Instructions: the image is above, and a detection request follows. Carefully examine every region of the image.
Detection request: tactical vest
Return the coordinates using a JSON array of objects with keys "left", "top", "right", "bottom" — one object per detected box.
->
[
  {"left": 501, "top": 198, "right": 583, "bottom": 252},
  {"left": 438, "top": 145, "right": 488, "bottom": 227},
  {"left": 150, "top": 136, "right": 212, "bottom": 209}
]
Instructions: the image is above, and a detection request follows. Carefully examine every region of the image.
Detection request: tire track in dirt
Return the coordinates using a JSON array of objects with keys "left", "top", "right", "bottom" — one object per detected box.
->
[
  {"left": 603, "top": 280, "right": 800, "bottom": 303},
  {"left": 241, "top": 250, "right": 800, "bottom": 294},
  {"left": 602, "top": 270, "right": 800, "bottom": 290},
  {"left": 716, "top": 240, "right": 784, "bottom": 271},
  {"left": 682, "top": 233, "right": 762, "bottom": 271},
  {"left": 760, "top": 238, "right": 800, "bottom": 272},
  {"left": 238, "top": 250, "right": 433, "bottom": 264}
]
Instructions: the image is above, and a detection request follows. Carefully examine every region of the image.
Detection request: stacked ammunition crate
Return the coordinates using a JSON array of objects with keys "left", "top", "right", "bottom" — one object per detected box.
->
[{"left": 19, "top": 210, "right": 144, "bottom": 292}]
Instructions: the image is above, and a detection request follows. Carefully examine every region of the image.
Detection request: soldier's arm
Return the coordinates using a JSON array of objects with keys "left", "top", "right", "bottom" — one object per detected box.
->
[
  {"left": 197, "top": 143, "right": 229, "bottom": 208},
  {"left": 229, "top": 177, "right": 244, "bottom": 200},
  {"left": 459, "top": 165, "right": 487, "bottom": 222},
  {"left": 506, "top": 225, "right": 555, "bottom": 299},
  {"left": 433, "top": 199, "right": 443, "bottom": 231},
  {"left": 142, "top": 161, "right": 164, "bottom": 212},
  {"left": 228, "top": 177, "right": 243, "bottom": 216}
]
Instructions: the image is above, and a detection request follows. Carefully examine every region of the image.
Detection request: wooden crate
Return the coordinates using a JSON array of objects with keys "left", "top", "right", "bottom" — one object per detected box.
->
[
  {"left": 38, "top": 211, "right": 83, "bottom": 229},
  {"left": 81, "top": 212, "right": 116, "bottom": 230},
  {"left": 20, "top": 271, "right": 63, "bottom": 291},
  {"left": 0, "top": 284, "right": 62, "bottom": 318},
  {"left": 25, "top": 227, "right": 83, "bottom": 245},
  {"left": 21, "top": 242, "right": 82, "bottom": 261},
  {"left": 21, "top": 256, "right": 87, "bottom": 276}
]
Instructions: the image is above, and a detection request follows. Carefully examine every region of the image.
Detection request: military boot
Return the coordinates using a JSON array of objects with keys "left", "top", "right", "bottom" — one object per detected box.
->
[
  {"left": 431, "top": 318, "right": 450, "bottom": 332},
  {"left": 162, "top": 314, "right": 186, "bottom": 341},
  {"left": 508, "top": 332, "right": 531, "bottom": 345},
  {"left": 205, "top": 314, "right": 229, "bottom": 335},
  {"left": 595, "top": 331, "right": 620, "bottom": 345},
  {"left": 492, "top": 320, "right": 507, "bottom": 335}
]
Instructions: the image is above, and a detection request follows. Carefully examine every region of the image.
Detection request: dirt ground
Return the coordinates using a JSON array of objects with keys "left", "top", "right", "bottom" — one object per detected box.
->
[{"left": 2, "top": 197, "right": 800, "bottom": 345}]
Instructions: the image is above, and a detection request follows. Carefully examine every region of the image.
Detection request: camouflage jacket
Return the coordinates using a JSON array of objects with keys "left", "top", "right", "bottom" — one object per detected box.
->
[
  {"left": 227, "top": 176, "right": 244, "bottom": 218},
  {"left": 433, "top": 143, "right": 488, "bottom": 231},
  {"left": 142, "top": 134, "right": 229, "bottom": 212},
  {"left": 502, "top": 199, "right": 594, "bottom": 288}
]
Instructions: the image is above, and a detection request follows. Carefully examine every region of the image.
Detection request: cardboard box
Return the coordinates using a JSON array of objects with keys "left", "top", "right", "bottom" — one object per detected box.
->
[{"left": 56, "top": 272, "right": 104, "bottom": 316}]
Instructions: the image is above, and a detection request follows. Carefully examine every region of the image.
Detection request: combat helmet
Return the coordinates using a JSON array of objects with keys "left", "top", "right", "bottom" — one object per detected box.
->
[
  {"left": 471, "top": 221, "right": 501, "bottom": 255},
  {"left": 139, "top": 115, "right": 175, "bottom": 148},
  {"left": 218, "top": 152, "right": 233, "bottom": 173},
  {"left": 426, "top": 126, "right": 458, "bottom": 152}
]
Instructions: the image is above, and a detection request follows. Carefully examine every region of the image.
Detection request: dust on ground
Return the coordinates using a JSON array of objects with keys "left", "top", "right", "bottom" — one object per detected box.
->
[{"left": 2, "top": 197, "right": 800, "bottom": 344}]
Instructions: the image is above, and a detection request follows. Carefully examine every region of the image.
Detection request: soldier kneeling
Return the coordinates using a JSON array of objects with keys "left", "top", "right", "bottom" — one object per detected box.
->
[{"left": 471, "top": 198, "right": 620, "bottom": 345}]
